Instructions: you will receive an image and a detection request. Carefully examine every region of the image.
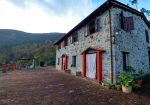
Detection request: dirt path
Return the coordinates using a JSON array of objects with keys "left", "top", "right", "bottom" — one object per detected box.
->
[{"left": 0, "top": 67, "right": 149, "bottom": 105}]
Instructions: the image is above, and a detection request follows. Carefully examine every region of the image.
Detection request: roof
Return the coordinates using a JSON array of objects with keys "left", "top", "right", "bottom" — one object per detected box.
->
[{"left": 55, "top": 0, "right": 150, "bottom": 45}]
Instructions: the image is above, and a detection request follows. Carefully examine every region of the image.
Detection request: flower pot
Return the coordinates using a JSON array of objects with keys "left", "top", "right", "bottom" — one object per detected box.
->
[
  {"left": 136, "top": 80, "right": 142, "bottom": 86},
  {"left": 122, "top": 86, "right": 132, "bottom": 94}
]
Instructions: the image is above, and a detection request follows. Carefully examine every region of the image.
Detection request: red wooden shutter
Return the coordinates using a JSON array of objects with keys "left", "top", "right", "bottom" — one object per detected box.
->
[{"left": 128, "top": 17, "right": 134, "bottom": 31}]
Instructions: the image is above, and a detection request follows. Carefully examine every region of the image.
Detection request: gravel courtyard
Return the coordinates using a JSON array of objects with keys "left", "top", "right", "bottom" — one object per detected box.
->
[{"left": 0, "top": 67, "right": 149, "bottom": 105}]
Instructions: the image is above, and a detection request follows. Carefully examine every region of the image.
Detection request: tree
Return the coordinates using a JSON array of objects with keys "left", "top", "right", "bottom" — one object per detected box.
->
[
  {"left": 141, "top": 8, "right": 150, "bottom": 20},
  {"left": 129, "top": 0, "right": 138, "bottom": 10}
]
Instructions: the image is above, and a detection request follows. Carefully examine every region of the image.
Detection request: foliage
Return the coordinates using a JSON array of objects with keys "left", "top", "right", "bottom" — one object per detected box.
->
[
  {"left": 118, "top": 72, "right": 133, "bottom": 87},
  {"left": 141, "top": 8, "right": 150, "bottom": 18},
  {"left": 125, "top": 66, "right": 143, "bottom": 80},
  {"left": 0, "top": 29, "right": 64, "bottom": 65},
  {"left": 0, "top": 41, "right": 57, "bottom": 66},
  {"left": 125, "top": 66, "right": 136, "bottom": 73},
  {"left": 132, "top": 82, "right": 141, "bottom": 88},
  {"left": 104, "top": 82, "right": 113, "bottom": 87}
]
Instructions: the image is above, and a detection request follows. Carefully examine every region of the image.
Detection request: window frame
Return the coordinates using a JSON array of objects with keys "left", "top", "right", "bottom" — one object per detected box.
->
[
  {"left": 57, "top": 58, "right": 60, "bottom": 65},
  {"left": 145, "top": 30, "right": 149, "bottom": 43},
  {"left": 72, "top": 56, "right": 76, "bottom": 67},
  {"left": 148, "top": 50, "right": 150, "bottom": 68},
  {"left": 58, "top": 44, "right": 61, "bottom": 50},
  {"left": 88, "top": 19, "right": 96, "bottom": 35},
  {"left": 64, "top": 38, "right": 68, "bottom": 47},
  {"left": 72, "top": 31, "right": 78, "bottom": 43},
  {"left": 122, "top": 51, "right": 129, "bottom": 70}
]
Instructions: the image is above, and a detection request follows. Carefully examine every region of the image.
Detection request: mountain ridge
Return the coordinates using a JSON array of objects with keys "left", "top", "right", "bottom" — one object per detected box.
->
[{"left": 0, "top": 29, "right": 65, "bottom": 48}]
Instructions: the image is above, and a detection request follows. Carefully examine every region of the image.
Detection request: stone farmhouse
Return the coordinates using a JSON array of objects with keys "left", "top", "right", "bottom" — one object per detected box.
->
[{"left": 55, "top": 0, "right": 150, "bottom": 83}]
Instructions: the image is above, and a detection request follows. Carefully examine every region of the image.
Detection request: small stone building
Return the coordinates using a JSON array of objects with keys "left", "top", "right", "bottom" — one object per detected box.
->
[{"left": 55, "top": 0, "right": 150, "bottom": 83}]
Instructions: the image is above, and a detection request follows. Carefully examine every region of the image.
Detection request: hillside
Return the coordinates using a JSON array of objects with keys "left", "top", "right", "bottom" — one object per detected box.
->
[
  {"left": 0, "top": 29, "right": 64, "bottom": 48},
  {"left": 0, "top": 29, "right": 65, "bottom": 64}
]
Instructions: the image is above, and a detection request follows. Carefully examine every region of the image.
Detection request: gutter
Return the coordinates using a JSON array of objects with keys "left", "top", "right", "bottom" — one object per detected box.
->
[{"left": 108, "top": 0, "right": 114, "bottom": 84}]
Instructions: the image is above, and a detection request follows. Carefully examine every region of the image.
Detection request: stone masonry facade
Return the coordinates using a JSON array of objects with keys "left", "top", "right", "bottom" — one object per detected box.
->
[
  {"left": 55, "top": 0, "right": 150, "bottom": 83},
  {"left": 111, "top": 7, "right": 150, "bottom": 81}
]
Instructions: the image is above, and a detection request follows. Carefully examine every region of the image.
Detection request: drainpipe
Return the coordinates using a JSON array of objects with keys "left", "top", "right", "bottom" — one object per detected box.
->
[{"left": 108, "top": 0, "right": 114, "bottom": 84}]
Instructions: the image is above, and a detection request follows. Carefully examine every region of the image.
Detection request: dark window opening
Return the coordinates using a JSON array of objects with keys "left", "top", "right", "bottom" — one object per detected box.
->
[
  {"left": 64, "top": 38, "right": 68, "bottom": 46},
  {"left": 72, "top": 32, "right": 78, "bottom": 43},
  {"left": 148, "top": 51, "right": 150, "bottom": 68},
  {"left": 122, "top": 52, "right": 129, "bottom": 70},
  {"left": 58, "top": 58, "right": 60, "bottom": 65},
  {"left": 72, "top": 56, "right": 76, "bottom": 67},
  {"left": 145, "top": 30, "right": 149, "bottom": 43},
  {"left": 89, "top": 20, "right": 96, "bottom": 34},
  {"left": 58, "top": 44, "right": 61, "bottom": 49},
  {"left": 96, "top": 17, "right": 101, "bottom": 32},
  {"left": 120, "top": 11, "right": 124, "bottom": 29}
]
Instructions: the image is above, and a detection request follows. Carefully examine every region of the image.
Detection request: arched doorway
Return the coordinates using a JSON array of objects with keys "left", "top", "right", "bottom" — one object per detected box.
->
[
  {"left": 82, "top": 47, "right": 105, "bottom": 82},
  {"left": 61, "top": 54, "right": 68, "bottom": 71}
]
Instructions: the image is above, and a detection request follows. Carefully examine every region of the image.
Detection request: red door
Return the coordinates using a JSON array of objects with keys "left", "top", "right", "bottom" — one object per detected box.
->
[
  {"left": 96, "top": 50, "right": 102, "bottom": 82},
  {"left": 61, "top": 55, "right": 68, "bottom": 70},
  {"left": 82, "top": 50, "right": 103, "bottom": 82}
]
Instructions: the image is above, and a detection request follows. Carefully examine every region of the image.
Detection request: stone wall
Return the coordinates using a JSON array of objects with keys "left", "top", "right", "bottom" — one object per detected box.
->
[
  {"left": 111, "top": 7, "right": 150, "bottom": 81},
  {"left": 56, "top": 10, "right": 113, "bottom": 82}
]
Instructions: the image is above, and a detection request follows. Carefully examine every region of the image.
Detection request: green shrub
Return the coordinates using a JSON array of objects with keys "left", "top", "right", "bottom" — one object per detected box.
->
[
  {"left": 104, "top": 82, "right": 113, "bottom": 86},
  {"left": 118, "top": 72, "right": 133, "bottom": 87}
]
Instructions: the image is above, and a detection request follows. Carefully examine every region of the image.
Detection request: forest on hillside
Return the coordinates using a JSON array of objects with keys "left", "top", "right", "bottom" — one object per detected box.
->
[
  {"left": 0, "top": 41, "right": 56, "bottom": 66},
  {"left": 0, "top": 29, "right": 64, "bottom": 67}
]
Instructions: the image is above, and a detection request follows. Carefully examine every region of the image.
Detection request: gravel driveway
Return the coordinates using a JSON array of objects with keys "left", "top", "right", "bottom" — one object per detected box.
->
[{"left": 0, "top": 67, "right": 149, "bottom": 105}]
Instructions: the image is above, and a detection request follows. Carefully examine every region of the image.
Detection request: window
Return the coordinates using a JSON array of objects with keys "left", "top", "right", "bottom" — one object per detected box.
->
[
  {"left": 145, "top": 30, "right": 149, "bottom": 43},
  {"left": 122, "top": 52, "right": 129, "bottom": 70},
  {"left": 57, "top": 58, "right": 60, "bottom": 65},
  {"left": 126, "top": 17, "right": 134, "bottom": 31},
  {"left": 89, "top": 20, "right": 96, "bottom": 34},
  {"left": 61, "top": 41, "right": 65, "bottom": 48},
  {"left": 148, "top": 51, "right": 150, "bottom": 68},
  {"left": 120, "top": 11, "right": 124, "bottom": 29},
  {"left": 64, "top": 38, "right": 68, "bottom": 46},
  {"left": 58, "top": 44, "right": 61, "bottom": 49},
  {"left": 84, "top": 26, "right": 88, "bottom": 37},
  {"left": 72, "top": 56, "right": 76, "bottom": 67},
  {"left": 68, "top": 36, "right": 72, "bottom": 44},
  {"left": 84, "top": 17, "right": 101, "bottom": 36},
  {"left": 72, "top": 32, "right": 78, "bottom": 43},
  {"left": 96, "top": 16, "right": 101, "bottom": 32},
  {"left": 120, "top": 12, "right": 134, "bottom": 31}
]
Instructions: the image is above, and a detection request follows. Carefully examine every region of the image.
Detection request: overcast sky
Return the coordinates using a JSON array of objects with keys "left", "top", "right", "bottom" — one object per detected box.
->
[{"left": 0, "top": 0, "right": 149, "bottom": 33}]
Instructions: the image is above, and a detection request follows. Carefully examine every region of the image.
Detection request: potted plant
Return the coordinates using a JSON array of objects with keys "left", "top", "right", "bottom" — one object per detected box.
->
[
  {"left": 126, "top": 66, "right": 143, "bottom": 87},
  {"left": 119, "top": 72, "right": 133, "bottom": 93},
  {"left": 132, "top": 82, "right": 141, "bottom": 92},
  {"left": 135, "top": 70, "right": 143, "bottom": 86}
]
